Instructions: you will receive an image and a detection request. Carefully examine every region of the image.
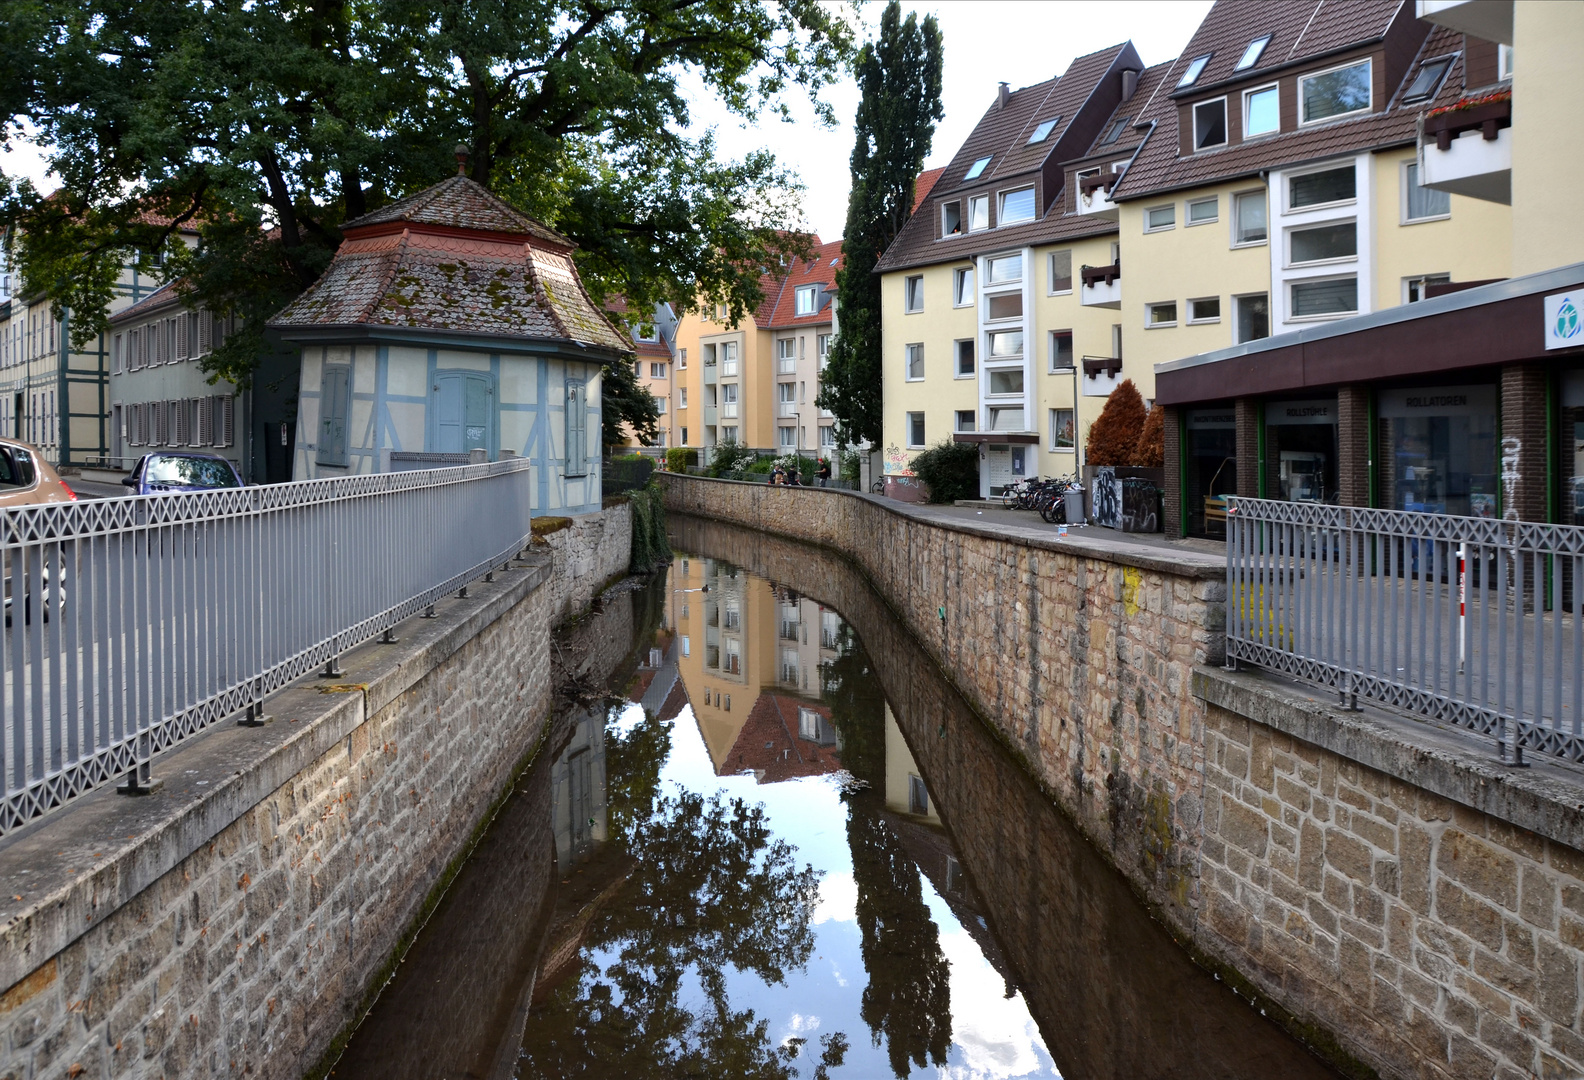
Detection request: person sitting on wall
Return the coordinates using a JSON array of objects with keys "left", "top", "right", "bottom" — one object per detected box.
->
[
  {"left": 817, "top": 458, "right": 832, "bottom": 488},
  {"left": 769, "top": 465, "right": 783, "bottom": 485},
  {"left": 786, "top": 467, "right": 802, "bottom": 487}
]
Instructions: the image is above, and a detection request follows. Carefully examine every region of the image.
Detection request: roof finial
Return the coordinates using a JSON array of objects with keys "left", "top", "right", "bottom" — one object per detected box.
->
[{"left": 454, "top": 143, "right": 470, "bottom": 177}]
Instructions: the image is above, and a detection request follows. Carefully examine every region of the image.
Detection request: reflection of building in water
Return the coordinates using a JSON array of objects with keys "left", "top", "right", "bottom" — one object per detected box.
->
[
  {"left": 551, "top": 710, "right": 608, "bottom": 870},
  {"left": 669, "top": 553, "right": 846, "bottom": 783},
  {"left": 884, "top": 703, "right": 940, "bottom": 825}
]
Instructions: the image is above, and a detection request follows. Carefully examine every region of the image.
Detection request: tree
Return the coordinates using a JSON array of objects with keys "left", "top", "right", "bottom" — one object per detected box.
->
[
  {"left": 816, "top": 1, "right": 942, "bottom": 447},
  {"left": 603, "top": 359, "right": 661, "bottom": 450},
  {"left": 1084, "top": 378, "right": 1148, "bottom": 467},
  {"left": 0, "top": 0, "right": 854, "bottom": 387},
  {"left": 1133, "top": 401, "right": 1165, "bottom": 467}
]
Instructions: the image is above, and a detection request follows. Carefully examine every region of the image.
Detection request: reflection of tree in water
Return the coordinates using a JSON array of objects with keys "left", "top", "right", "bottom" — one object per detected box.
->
[
  {"left": 819, "top": 621, "right": 954, "bottom": 1077},
  {"left": 522, "top": 708, "right": 835, "bottom": 1079}
]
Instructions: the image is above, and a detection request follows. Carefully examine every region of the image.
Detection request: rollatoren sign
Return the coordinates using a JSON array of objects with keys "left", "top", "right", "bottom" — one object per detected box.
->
[{"left": 1545, "top": 292, "right": 1583, "bottom": 351}]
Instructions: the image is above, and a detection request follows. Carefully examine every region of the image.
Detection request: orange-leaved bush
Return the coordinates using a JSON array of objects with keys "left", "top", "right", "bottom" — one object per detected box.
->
[
  {"left": 1132, "top": 401, "right": 1164, "bottom": 467},
  {"left": 1084, "top": 378, "right": 1147, "bottom": 466}
]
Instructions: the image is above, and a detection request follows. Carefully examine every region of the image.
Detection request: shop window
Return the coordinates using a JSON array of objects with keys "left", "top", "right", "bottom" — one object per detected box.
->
[
  {"left": 1378, "top": 386, "right": 1498, "bottom": 517},
  {"left": 1263, "top": 398, "right": 1339, "bottom": 504},
  {"left": 1185, "top": 407, "right": 1237, "bottom": 539}
]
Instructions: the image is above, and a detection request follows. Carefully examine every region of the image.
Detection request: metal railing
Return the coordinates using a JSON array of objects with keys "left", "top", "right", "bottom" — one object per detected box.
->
[
  {"left": 1226, "top": 498, "right": 1584, "bottom": 765},
  {"left": 0, "top": 459, "right": 533, "bottom": 833}
]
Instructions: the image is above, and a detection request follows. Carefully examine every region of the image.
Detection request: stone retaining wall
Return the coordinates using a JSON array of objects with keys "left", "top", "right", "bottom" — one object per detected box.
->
[{"left": 0, "top": 507, "right": 630, "bottom": 1080}]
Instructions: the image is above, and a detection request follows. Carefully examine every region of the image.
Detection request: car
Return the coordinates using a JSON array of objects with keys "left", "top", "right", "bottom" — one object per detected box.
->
[
  {"left": 0, "top": 437, "right": 78, "bottom": 624},
  {"left": 122, "top": 452, "right": 245, "bottom": 495}
]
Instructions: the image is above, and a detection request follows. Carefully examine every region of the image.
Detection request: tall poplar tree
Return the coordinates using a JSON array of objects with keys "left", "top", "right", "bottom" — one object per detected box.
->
[{"left": 817, "top": 1, "right": 942, "bottom": 448}]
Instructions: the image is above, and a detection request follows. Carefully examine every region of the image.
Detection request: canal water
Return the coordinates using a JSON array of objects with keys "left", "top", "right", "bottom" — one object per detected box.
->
[{"left": 333, "top": 517, "right": 1340, "bottom": 1080}]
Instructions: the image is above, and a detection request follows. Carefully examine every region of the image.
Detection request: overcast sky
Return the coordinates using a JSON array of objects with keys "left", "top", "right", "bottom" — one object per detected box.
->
[{"left": 1, "top": 0, "right": 1213, "bottom": 241}]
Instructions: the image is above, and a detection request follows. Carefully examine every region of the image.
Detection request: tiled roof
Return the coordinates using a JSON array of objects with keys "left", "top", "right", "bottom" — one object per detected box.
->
[
  {"left": 1115, "top": 21, "right": 1473, "bottom": 200},
  {"left": 343, "top": 175, "right": 571, "bottom": 247},
  {"left": 270, "top": 178, "right": 629, "bottom": 353},
  {"left": 720, "top": 693, "right": 842, "bottom": 784},
  {"left": 1165, "top": 1, "right": 1393, "bottom": 97},
  {"left": 765, "top": 238, "right": 845, "bottom": 329},
  {"left": 110, "top": 280, "right": 184, "bottom": 324},
  {"left": 912, "top": 168, "right": 945, "bottom": 212}
]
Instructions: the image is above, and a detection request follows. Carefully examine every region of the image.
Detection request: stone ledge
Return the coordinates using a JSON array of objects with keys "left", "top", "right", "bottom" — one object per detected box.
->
[
  {"left": 0, "top": 558, "right": 549, "bottom": 996},
  {"left": 1195, "top": 664, "right": 1584, "bottom": 852},
  {"left": 660, "top": 472, "right": 1224, "bottom": 579}
]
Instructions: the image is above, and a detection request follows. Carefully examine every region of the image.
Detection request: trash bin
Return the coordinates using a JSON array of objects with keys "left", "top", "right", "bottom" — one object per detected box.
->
[{"left": 1064, "top": 486, "right": 1085, "bottom": 525}]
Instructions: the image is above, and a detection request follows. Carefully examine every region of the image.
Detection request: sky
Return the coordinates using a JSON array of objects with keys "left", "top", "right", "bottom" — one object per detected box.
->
[{"left": 0, "top": 1, "right": 1214, "bottom": 242}]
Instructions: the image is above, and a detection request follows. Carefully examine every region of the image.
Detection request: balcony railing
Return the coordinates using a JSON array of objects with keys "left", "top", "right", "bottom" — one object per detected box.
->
[
  {"left": 1080, "top": 262, "right": 1122, "bottom": 309},
  {"left": 1421, "top": 91, "right": 1512, "bottom": 204},
  {"left": 1076, "top": 172, "right": 1121, "bottom": 218},
  {"left": 1081, "top": 354, "right": 1123, "bottom": 379}
]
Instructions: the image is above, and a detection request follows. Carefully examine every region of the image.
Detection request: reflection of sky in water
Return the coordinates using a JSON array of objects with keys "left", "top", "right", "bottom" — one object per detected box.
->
[{"left": 605, "top": 701, "right": 1060, "bottom": 1079}]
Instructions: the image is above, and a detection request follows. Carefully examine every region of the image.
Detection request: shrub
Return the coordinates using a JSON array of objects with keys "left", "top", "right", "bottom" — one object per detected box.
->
[
  {"left": 839, "top": 449, "right": 860, "bottom": 485},
  {"left": 1133, "top": 403, "right": 1165, "bottom": 467},
  {"left": 706, "top": 441, "right": 757, "bottom": 477},
  {"left": 746, "top": 457, "right": 773, "bottom": 474},
  {"left": 908, "top": 440, "right": 980, "bottom": 503},
  {"left": 1085, "top": 378, "right": 1147, "bottom": 466},
  {"left": 665, "top": 447, "right": 698, "bottom": 471},
  {"left": 773, "top": 453, "right": 816, "bottom": 481}
]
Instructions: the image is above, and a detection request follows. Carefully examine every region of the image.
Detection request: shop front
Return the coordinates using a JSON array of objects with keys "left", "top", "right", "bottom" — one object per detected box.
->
[
  {"left": 1563, "top": 369, "right": 1584, "bottom": 525},
  {"left": 1262, "top": 397, "right": 1339, "bottom": 505},
  {"left": 1184, "top": 406, "right": 1236, "bottom": 539},
  {"left": 1377, "top": 385, "right": 1499, "bottom": 517}
]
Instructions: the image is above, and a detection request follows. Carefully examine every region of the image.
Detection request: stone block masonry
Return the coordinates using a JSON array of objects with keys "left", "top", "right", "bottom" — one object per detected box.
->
[
  {"left": 663, "top": 475, "right": 1584, "bottom": 1080},
  {"left": 0, "top": 505, "right": 630, "bottom": 1080}
]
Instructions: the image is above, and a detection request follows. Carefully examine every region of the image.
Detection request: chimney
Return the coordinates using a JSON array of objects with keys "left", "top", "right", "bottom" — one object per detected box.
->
[
  {"left": 998, "top": 82, "right": 1010, "bottom": 109},
  {"left": 1121, "top": 69, "right": 1140, "bottom": 102},
  {"left": 454, "top": 143, "right": 470, "bottom": 176}
]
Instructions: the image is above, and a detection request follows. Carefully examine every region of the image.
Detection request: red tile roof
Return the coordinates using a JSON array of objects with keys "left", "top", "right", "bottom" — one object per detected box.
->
[
  {"left": 764, "top": 238, "right": 845, "bottom": 329},
  {"left": 720, "top": 693, "right": 843, "bottom": 784},
  {"left": 344, "top": 175, "right": 570, "bottom": 247},
  {"left": 912, "top": 168, "right": 945, "bottom": 212}
]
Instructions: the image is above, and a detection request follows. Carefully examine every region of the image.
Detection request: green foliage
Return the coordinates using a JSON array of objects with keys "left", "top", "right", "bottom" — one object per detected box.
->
[
  {"left": 706, "top": 440, "right": 757, "bottom": 477},
  {"left": 1085, "top": 378, "right": 1148, "bottom": 467},
  {"left": 604, "top": 360, "right": 661, "bottom": 449},
  {"left": 2, "top": 0, "right": 855, "bottom": 388},
  {"left": 664, "top": 446, "right": 698, "bottom": 471},
  {"left": 907, "top": 439, "right": 979, "bottom": 504},
  {"left": 816, "top": 2, "right": 942, "bottom": 447},
  {"left": 627, "top": 484, "right": 671, "bottom": 574},
  {"left": 772, "top": 452, "right": 815, "bottom": 481},
  {"left": 839, "top": 448, "right": 861, "bottom": 485},
  {"left": 746, "top": 457, "right": 774, "bottom": 475}
]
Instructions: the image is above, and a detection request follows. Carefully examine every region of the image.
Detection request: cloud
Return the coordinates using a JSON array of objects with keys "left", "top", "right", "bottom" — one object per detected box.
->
[{"left": 813, "top": 870, "right": 857, "bottom": 925}]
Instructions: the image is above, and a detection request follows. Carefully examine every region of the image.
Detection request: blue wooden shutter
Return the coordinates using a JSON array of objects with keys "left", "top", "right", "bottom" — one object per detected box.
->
[{"left": 317, "top": 365, "right": 350, "bottom": 466}]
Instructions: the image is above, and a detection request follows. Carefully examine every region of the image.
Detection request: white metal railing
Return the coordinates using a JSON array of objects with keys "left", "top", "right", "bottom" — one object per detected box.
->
[
  {"left": 0, "top": 459, "right": 533, "bottom": 833},
  {"left": 722, "top": 401, "right": 740, "bottom": 419},
  {"left": 1227, "top": 498, "right": 1584, "bottom": 765}
]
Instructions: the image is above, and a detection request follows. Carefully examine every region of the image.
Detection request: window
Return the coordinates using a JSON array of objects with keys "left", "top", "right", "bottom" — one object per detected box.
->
[
  {"left": 1403, "top": 162, "right": 1451, "bottom": 222},
  {"left": 702, "top": 342, "right": 716, "bottom": 366},
  {"left": 679, "top": 387, "right": 688, "bottom": 408},
  {"left": 777, "top": 381, "right": 796, "bottom": 404},
  {"left": 904, "top": 275, "right": 924, "bottom": 313},
  {"left": 907, "top": 412, "right": 925, "bottom": 447},
  {"left": 956, "top": 410, "right": 976, "bottom": 432},
  {"left": 1187, "top": 196, "right": 1218, "bottom": 225},
  {"left": 1289, "top": 165, "right": 1355, "bottom": 209},
  {"left": 953, "top": 266, "right": 975, "bottom": 306},
  {"left": 1028, "top": 117, "right": 1059, "bottom": 144},
  {"left": 968, "top": 195, "right": 990, "bottom": 232},
  {"left": 987, "top": 329, "right": 1022, "bottom": 358},
  {"left": 721, "top": 381, "right": 738, "bottom": 416},
  {"left": 1193, "top": 99, "right": 1227, "bottom": 150},
  {"left": 316, "top": 364, "right": 350, "bottom": 467},
  {"left": 656, "top": 396, "right": 668, "bottom": 414},
  {"left": 1405, "top": 274, "right": 1451, "bottom": 303},
  {"left": 1300, "top": 59, "right": 1371, "bottom": 124},
  {"left": 1402, "top": 56, "right": 1453, "bottom": 104},
  {"left": 1147, "top": 302, "right": 1178, "bottom": 327},
  {"left": 1146, "top": 204, "right": 1176, "bottom": 231},
  {"left": 1098, "top": 117, "right": 1130, "bottom": 147},
  {"left": 817, "top": 334, "right": 831, "bottom": 367},
  {"left": 955, "top": 339, "right": 975, "bottom": 378},
  {"left": 564, "top": 379, "right": 588, "bottom": 476},
  {"left": 1244, "top": 85, "right": 1279, "bottom": 136},
  {"left": 721, "top": 340, "right": 738, "bottom": 376},
  {"left": 778, "top": 425, "right": 796, "bottom": 448},
  {"left": 1234, "top": 190, "right": 1268, "bottom": 244},
  {"left": 777, "top": 337, "right": 796, "bottom": 373},
  {"left": 964, "top": 156, "right": 991, "bottom": 181},
  {"left": 635, "top": 324, "right": 658, "bottom": 342},
  {"left": 722, "top": 425, "right": 738, "bottom": 442},
  {"left": 1236, "top": 35, "right": 1271, "bottom": 71},
  {"left": 943, "top": 202, "right": 962, "bottom": 236},
  {"left": 1047, "top": 250, "right": 1072, "bottom": 293},
  {"left": 681, "top": 426, "right": 688, "bottom": 444},
  {"left": 1291, "top": 277, "right": 1358, "bottom": 317},
  {"left": 112, "top": 333, "right": 124, "bottom": 374},
  {"left": 905, "top": 343, "right": 924, "bottom": 380},
  {"left": 999, "top": 186, "right": 1035, "bottom": 225},
  {"left": 650, "top": 362, "right": 666, "bottom": 377},
  {"left": 986, "top": 253, "right": 1021, "bottom": 284},
  {"left": 1178, "top": 54, "right": 1211, "bottom": 87},
  {"left": 1049, "top": 330, "right": 1074, "bottom": 372},
  {"left": 908, "top": 774, "right": 929, "bottom": 815},
  {"left": 986, "top": 293, "right": 1022, "bottom": 320},
  {"left": 1289, "top": 222, "right": 1357, "bottom": 264},
  {"left": 679, "top": 348, "right": 688, "bottom": 368},
  {"left": 795, "top": 286, "right": 819, "bottom": 315},
  {"left": 715, "top": 303, "right": 728, "bottom": 321},
  {"left": 1050, "top": 408, "right": 1075, "bottom": 450},
  {"left": 988, "top": 368, "right": 1024, "bottom": 395},
  {"left": 988, "top": 407, "right": 1025, "bottom": 432},
  {"left": 1188, "top": 297, "right": 1221, "bottom": 323},
  {"left": 820, "top": 426, "right": 836, "bottom": 447},
  {"left": 1499, "top": 44, "right": 1513, "bottom": 80},
  {"left": 1235, "top": 294, "right": 1270, "bottom": 343}
]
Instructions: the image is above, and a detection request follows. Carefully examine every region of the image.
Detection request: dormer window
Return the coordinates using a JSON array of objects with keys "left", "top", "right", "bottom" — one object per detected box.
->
[
  {"left": 1178, "top": 54, "right": 1211, "bottom": 88},
  {"left": 1402, "top": 56, "right": 1453, "bottom": 104},
  {"left": 968, "top": 195, "right": 989, "bottom": 232},
  {"left": 1236, "top": 35, "right": 1271, "bottom": 71},
  {"left": 942, "top": 201, "right": 962, "bottom": 236},
  {"left": 999, "top": 186, "right": 1035, "bottom": 226},
  {"left": 1028, "top": 117, "right": 1060, "bottom": 144},
  {"left": 1300, "top": 59, "right": 1372, "bottom": 124},
  {"left": 1098, "top": 117, "right": 1130, "bottom": 147},
  {"left": 795, "top": 286, "right": 819, "bottom": 315},
  {"left": 1193, "top": 98, "right": 1227, "bottom": 150},
  {"left": 964, "top": 156, "right": 991, "bottom": 181}
]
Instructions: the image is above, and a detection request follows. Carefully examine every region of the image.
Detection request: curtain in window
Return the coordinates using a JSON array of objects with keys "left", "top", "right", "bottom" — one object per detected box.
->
[{"left": 1405, "top": 164, "right": 1450, "bottom": 220}]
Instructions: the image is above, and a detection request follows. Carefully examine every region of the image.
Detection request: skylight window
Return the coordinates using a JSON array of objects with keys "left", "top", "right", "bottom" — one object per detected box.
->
[
  {"left": 1236, "top": 35, "right": 1271, "bottom": 71},
  {"left": 1028, "top": 117, "right": 1060, "bottom": 144},
  {"left": 964, "top": 156, "right": 992, "bottom": 180},
  {"left": 1098, "top": 116, "right": 1130, "bottom": 147},
  {"left": 1178, "top": 54, "right": 1211, "bottom": 87},
  {"left": 1402, "top": 56, "right": 1453, "bottom": 104}
]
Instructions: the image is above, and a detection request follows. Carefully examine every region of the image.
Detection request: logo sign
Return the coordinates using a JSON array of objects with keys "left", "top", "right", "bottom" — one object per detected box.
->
[{"left": 1545, "top": 292, "right": 1584, "bottom": 351}]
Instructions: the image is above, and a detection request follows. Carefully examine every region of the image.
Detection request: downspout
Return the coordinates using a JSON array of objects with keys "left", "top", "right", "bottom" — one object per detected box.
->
[{"left": 57, "top": 306, "right": 69, "bottom": 466}]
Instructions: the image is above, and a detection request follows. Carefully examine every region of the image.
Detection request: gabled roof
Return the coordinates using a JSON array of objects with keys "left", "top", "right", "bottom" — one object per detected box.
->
[
  {"left": 720, "top": 693, "right": 842, "bottom": 784},
  {"left": 912, "top": 168, "right": 946, "bottom": 212},
  {"left": 764, "top": 238, "right": 845, "bottom": 330},
  {"left": 110, "top": 280, "right": 184, "bottom": 325},
  {"left": 270, "top": 176, "right": 629, "bottom": 354},
  {"left": 1165, "top": 0, "right": 1397, "bottom": 99}
]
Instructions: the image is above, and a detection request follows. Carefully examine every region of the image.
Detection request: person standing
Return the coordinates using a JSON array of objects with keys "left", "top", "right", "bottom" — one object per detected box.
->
[{"left": 817, "top": 458, "right": 832, "bottom": 488}]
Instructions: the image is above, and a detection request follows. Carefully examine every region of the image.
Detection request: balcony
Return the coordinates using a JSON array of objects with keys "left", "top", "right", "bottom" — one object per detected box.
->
[
  {"left": 1416, "top": 0, "right": 1512, "bottom": 44},
  {"left": 704, "top": 405, "right": 718, "bottom": 426},
  {"left": 1420, "top": 92, "right": 1512, "bottom": 204},
  {"left": 1076, "top": 172, "right": 1120, "bottom": 219},
  {"left": 1082, "top": 354, "right": 1123, "bottom": 379},
  {"left": 1080, "top": 262, "right": 1121, "bottom": 309},
  {"left": 703, "top": 361, "right": 717, "bottom": 385}
]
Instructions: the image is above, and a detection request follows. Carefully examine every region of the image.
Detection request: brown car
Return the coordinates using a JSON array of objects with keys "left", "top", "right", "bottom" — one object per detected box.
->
[{"left": 0, "top": 438, "right": 77, "bottom": 508}]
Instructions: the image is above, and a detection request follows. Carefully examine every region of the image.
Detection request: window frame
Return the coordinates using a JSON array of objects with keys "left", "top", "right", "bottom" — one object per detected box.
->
[
  {"left": 1243, "top": 82, "right": 1280, "bottom": 138},
  {"left": 1192, "top": 96, "right": 1229, "bottom": 151},
  {"left": 1285, "top": 162, "right": 1358, "bottom": 213},
  {"left": 906, "top": 411, "right": 926, "bottom": 449},
  {"left": 1401, "top": 160, "right": 1452, "bottom": 224},
  {"left": 1498, "top": 44, "right": 1513, "bottom": 80},
  {"left": 904, "top": 274, "right": 924, "bottom": 313},
  {"left": 998, "top": 185, "right": 1036, "bottom": 226},
  {"left": 955, "top": 409, "right": 977, "bottom": 433},
  {"left": 1047, "top": 249, "right": 1073, "bottom": 295},
  {"left": 904, "top": 342, "right": 925, "bottom": 382},
  {"left": 986, "top": 367, "right": 1025, "bottom": 398},
  {"left": 964, "top": 156, "right": 991, "bottom": 181},
  {"left": 1286, "top": 220, "right": 1359, "bottom": 268},
  {"left": 1098, "top": 116, "right": 1130, "bottom": 147},
  {"left": 1146, "top": 301, "right": 1179, "bottom": 329},
  {"left": 1186, "top": 196, "right": 1219, "bottom": 226},
  {"left": 953, "top": 266, "right": 975, "bottom": 307},
  {"left": 942, "top": 201, "right": 963, "bottom": 237},
  {"left": 1145, "top": 204, "right": 1177, "bottom": 232},
  {"left": 968, "top": 195, "right": 990, "bottom": 232},
  {"left": 1232, "top": 189, "right": 1269, "bottom": 247},
  {"left": 1049, "top": 407, "right": 1075, "bottom": 451},
  {"left": 1048, "top": 329, "right": 1074, "bottom": 373},
  {"left": 984, "top": 252, "right": 1022, "bottom": 286},
  {"left": 1233, "top": 292, "right": 1272, "bottom": 344},
  {"left": 985, "top": 328, "right": 1023, "bottom": 361},
  {"left": 1401, "top": 54, "right": 1455, "bottom": 105},
  {"left": 1187, "top": 296, "right": 1222, "bottom": 324},
  {"left": 1289, "top": 275, "right": 1360, "bottom": 320},
  {"left": 955, "top": 338, "right": 975, "bottom": 379},
  {"left": 795, "top": 285, "right": 819, "bottom": 315},
  {"left": 1236, "top": 34, "right": 1272, "bottom": 71},
  {"left": 1028, "top": 117, "right": 1059, "bottom": 144},
  {"left": 1298, "top": 58, "right": 1373, "bottom": 127},
  {"left": 1404, "top": 273, "right": 1452, "bottom": 303}
]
